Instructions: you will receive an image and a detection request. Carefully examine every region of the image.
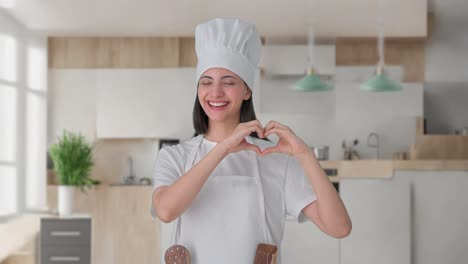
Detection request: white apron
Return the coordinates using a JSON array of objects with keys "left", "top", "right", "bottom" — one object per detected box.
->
[{"left": 169, "top": 134, "right": 273, "bottom": 263}]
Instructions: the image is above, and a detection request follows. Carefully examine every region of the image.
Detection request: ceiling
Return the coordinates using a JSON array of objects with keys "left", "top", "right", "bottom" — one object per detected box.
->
[{"left": 2, "top": 0, "right": 427, "bottom": 37}]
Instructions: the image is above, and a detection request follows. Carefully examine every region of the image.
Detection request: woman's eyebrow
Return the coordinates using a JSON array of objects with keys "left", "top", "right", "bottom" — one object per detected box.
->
[
  {"left": 221, "top": 76, "right": 237, "bottom": 80},
  {"left": 199, "top": 76, "right": 213, "bottom": 80}
]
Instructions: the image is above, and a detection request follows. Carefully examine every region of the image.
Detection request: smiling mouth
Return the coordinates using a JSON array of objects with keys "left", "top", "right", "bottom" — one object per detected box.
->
[{"left": 208, "top": 101, "right": 229, "bottom": 107}]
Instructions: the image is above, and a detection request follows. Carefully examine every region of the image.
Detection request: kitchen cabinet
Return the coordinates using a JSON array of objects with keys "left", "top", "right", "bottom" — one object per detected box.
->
[
  {"left": 96, "top": 68, "right": 197, "bottom": 139},
  {"left": 40, "top": 217, "right": 92, "bottom": 264},
  {"left": 281, "top": 218, "right": 340, "bottom": 264},
  {"left": 339, "top": 177, "right": 411, "bottom": 264},
  {"left": 46, "top": 186, "right": 160, "bottom": 264}
]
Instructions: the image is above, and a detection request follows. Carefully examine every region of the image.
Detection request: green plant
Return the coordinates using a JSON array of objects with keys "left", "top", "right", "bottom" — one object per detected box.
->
[{"left": 49, "top": 130, "right": 100, "bottom": 192}]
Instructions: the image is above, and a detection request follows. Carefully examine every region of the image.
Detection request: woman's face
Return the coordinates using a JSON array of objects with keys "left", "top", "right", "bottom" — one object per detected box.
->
[{"left": 197, "top": 68, "right": 251, "bottom": 123}]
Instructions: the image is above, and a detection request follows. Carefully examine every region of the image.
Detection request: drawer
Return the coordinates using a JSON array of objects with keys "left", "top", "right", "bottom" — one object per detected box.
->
[
  {"left": 41, "top": 245, "right": 90, "bottom": 264},
  {"left": 41, "top": 219, "right": 91, "bottom": 246}
]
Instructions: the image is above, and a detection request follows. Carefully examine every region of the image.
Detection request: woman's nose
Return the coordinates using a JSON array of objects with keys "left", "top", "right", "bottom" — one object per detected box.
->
[{"left": 211, "top": 83, "right": 225, "bottom": 96}]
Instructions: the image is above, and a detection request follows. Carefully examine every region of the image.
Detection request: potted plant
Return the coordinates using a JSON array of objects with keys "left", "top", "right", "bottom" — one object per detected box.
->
[{"left": 49, "top": 130, "right": 100, "bottom": 216}]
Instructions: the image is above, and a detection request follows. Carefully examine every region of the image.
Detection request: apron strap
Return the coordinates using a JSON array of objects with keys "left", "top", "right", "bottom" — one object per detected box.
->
[{"left": 170, "top": 134, "right": 204, "bottom": 245}]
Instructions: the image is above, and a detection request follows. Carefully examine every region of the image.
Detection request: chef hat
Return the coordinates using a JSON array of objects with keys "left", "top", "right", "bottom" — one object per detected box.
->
[{"left": 195, "top": 18, "right": 262, "bottom": 90}]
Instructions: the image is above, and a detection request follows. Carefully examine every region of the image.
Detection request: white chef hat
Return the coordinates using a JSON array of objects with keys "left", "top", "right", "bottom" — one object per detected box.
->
[{"left": 195, "top": 18, "right": 262, "bottom": 90}]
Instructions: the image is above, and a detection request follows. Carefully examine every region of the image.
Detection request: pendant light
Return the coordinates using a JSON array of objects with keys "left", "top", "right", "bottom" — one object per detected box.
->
[
  {"left": 293, "top": 0, "right": 332, "bottom": 92},
  {"left": 360, "top": 0, "right": 402, "bottom": 92}
]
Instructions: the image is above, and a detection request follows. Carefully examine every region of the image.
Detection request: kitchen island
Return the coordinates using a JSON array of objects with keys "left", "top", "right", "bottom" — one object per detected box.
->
[{"left": 47, "top": 185, "right": 160, "bottom": 264}]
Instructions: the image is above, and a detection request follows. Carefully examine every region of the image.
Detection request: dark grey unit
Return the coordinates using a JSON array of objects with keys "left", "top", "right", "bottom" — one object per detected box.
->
[{"left": 40, "top": 217, "right": 92, "bottom": 264}]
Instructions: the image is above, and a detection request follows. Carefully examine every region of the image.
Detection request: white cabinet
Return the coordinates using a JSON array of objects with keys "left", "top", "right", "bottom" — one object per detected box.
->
[
  {"left": 96, "top": 68, "right": 197, "bottom": 139},
  {"left": 339, "top": 177, "right": 411, "bottom": 264},
  {"left": 281, "top": 218, "right": 340, "bottom": 264}
]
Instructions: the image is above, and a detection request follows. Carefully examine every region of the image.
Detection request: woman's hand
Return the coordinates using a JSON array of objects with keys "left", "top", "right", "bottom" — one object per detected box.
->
[
  {"left": 220, "top": 120, "right": 265, "bottom": 156},
  {"left": 261, "top": 121, "right": 311, "bottom": 159}
]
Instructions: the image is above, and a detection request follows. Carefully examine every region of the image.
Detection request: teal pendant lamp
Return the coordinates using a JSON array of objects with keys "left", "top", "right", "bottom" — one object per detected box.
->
[
  {"left": 361, "top": 65, "right": 402, "bottom": 92},
  {"left": 361, "top": 0, "right": 401, "bottom": 92},
  {"left": 294, "top": 67, "right": 331, "bottom": 91},
  {"left": 293, "top": 0, "right": 332, "bottom": 92}
]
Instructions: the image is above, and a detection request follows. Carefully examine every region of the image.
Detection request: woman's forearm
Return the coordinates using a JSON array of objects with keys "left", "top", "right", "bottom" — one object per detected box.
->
[
  {"left": 153, "top": 143, "right": 229, "bottom": 223},
  {"left": 296, "top": 150, "right": 352, "bottom": 236}
]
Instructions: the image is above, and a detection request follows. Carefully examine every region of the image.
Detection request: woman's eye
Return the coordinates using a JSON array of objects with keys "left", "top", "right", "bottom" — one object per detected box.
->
[
  {"left": 200, "top": 82, "right": 211, "bottom": 86},
  {"left": 224, "top": 83, "right": 235, "bottom": 86}
]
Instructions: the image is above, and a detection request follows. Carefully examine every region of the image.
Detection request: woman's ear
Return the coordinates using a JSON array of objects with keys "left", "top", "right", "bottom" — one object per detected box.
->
[{"left": 244, "top": 83, "right": 252, "bottom": 100}]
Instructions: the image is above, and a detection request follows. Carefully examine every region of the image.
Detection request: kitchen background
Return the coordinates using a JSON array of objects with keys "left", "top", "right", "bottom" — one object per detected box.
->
[{"left": 1, "top": 0, "right": 468, "bottom": 264}]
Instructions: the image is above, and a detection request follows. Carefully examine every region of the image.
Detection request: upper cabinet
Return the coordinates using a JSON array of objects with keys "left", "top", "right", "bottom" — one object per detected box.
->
[{"left": 96, "top": 68, "right": 197, "bottom": 139}]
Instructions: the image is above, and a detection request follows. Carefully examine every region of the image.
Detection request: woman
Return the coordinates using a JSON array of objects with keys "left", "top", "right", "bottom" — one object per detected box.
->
[{"left": 151, "top": 18, "right": 352, "bottom": 264}]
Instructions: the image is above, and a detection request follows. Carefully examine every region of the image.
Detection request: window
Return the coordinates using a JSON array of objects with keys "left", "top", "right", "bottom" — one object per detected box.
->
[{"left": 0, "top": 13, "right": 47, "bottom": 220}]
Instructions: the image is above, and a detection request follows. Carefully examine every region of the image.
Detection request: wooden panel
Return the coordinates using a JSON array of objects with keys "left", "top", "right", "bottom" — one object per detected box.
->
[
  {"left": 1, "top": 237, "right": 38, "bottom": 264},
  {"left": 393, "top": 160, "right": 468, "bottom": 170},
  {"left": 411, "top": 135, "right": 468, "bottom": 159},
  {"left": 336, "top": 38, "right": 425, "bottom": 82},
  {"left": 47, "top": 186, "right": 160, "bottom": 264},
  {"left": 0, "top": 216, "right": 41, "bottom": 264},
  {"left": 49, "top": 37, "right": 180, "bottom": 68},
  {"left": 178, "top": 37, "right": 197, "bottom": 67},
  {"left": 415, "top": 116, "right": 425, "bottom": 138},
  {"left": 48, "top": 38, "right": 99, "bottom": 68}
]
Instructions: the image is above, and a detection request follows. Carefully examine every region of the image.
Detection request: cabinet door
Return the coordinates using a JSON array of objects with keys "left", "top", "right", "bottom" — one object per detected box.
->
[
  {"left": 339, "top": 177, "right": 411, "bottom": 264},
  {"left": 96, "top": 68, "right": 196, "bottom": 139},
  {"left": 281, "top": 218, "right": 340, "bottom": 264}
]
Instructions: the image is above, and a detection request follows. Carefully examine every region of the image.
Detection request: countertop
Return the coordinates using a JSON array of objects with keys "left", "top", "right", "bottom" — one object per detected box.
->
[{"left": 319, "top": 159, "right": 468, "bottom": 179}]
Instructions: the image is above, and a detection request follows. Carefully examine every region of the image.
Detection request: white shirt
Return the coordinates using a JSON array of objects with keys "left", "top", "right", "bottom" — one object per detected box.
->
[{"left": 151, "top": 135, "right": 316, "bottom": 263}]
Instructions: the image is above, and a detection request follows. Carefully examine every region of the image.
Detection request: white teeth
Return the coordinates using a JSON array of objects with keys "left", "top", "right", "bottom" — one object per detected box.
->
[{"left": 209, "top": 101, "right": 228, "bottom": 107}]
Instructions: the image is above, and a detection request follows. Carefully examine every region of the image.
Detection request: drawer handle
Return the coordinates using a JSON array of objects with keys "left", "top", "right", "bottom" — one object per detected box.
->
[
  {"left": 50, "top": 256, "right": 80, "bottom": 262},
  {"left": 50, "top": 231, "right": 81, "bottom": 237}
]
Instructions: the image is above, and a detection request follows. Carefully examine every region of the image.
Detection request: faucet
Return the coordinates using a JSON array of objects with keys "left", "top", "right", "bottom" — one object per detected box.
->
[
  {"left": 367, "top": 132, "right": 380, "bottom": 159},
  {"left": 124, "top": 156, "right": 136, "bottom": 184}
]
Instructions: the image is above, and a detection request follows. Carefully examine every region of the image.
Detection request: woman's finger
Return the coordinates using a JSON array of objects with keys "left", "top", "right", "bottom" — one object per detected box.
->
[
  {"left": 264, "top": 120, "right": 288, "bottom": 133},
  {"left": 264, "top": 127, "right": 286, "bottom": 138},
  {"left": 261, "top": 146, "right": 280, "bottom": 156},
  {"left": 244, "top": 121, "right": 265, "bottom": 138}
]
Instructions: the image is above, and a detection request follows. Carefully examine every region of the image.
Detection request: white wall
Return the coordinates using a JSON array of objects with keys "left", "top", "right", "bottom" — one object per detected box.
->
[{"left": 426, "top": 0, "right": 468, "bottom": 82}]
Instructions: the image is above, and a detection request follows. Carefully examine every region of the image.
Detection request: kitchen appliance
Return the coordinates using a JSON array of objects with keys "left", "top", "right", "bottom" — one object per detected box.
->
[
  {"left": 311, "top": 146, "right": 329, "bottom": 160},
  {"left": 159, "top": 138, "right": 180, "bottom": 150}
]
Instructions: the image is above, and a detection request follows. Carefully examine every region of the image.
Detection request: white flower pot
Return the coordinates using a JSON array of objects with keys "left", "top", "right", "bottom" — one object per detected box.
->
[{"left": 58, "top": 185, "right": 75, "bottom": 216}]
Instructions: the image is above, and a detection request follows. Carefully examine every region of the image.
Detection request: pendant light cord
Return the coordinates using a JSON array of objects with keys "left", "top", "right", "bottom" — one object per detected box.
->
[
  {"left": 307, "top": 0, "right": 316, "bottom": 70},
  {"left": 377, "top": 0, "right": 385, "bottom": 70}
]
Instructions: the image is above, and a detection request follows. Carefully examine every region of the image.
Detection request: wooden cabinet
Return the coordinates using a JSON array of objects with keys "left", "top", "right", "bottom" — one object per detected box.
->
[
  {"left": 46, "top": 186, "right": 160, "bottom": 264},
  {"left": 96, "top": 68, "right": 197, "bottom": 139}
]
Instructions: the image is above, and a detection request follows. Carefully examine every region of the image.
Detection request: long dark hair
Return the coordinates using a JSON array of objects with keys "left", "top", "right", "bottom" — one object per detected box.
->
[{"left": 192, "top": 83, "right": 268, "bottom": 141}]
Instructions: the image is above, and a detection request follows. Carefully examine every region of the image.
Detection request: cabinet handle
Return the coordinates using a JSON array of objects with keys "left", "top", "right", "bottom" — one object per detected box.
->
[
  {"left": 50, "top": 231, "right": 81, "bottom": 237},
  {"left": 50, "top": 256, "right": 80, "bottom": 262}
]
